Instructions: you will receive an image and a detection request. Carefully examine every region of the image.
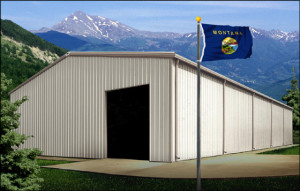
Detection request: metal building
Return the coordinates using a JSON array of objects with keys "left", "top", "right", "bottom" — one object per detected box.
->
[{"left": 10, "top": 52, "right": 293, "bottom": 162}]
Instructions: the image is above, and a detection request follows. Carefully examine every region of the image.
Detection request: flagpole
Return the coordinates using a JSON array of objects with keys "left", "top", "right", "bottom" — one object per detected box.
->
[{"left": 196, "top": 16, "right": 201, "bottom": 191}]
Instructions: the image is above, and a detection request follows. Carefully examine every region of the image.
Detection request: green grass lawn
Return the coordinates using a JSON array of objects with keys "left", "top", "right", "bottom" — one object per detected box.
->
[
  {"left": 258, "top": 145, "right": 300, "bottom": 155},
  {"left": 37, "top": 160, "right": 299, "bottom": 190},
  {"left": 37, "top": 159, "right": 74, "bottom": 166},
  {"left": 39, "top": 168, "right": 299, "bottom": 191}
]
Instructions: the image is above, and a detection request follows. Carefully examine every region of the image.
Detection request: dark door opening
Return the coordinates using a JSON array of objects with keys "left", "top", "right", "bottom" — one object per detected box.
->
[{"left": 107, "top": 85, "right": 149, "bottom": 160}]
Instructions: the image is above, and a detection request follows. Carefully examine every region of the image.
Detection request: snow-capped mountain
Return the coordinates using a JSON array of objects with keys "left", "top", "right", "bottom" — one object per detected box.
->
[
  {"left": 33, "top": 11, "right": 298, "bottom": 43},
  {"left": 249, "top": 27, "right": 299, "bottom": 42},
  {"left": 50, "top": 11, "right": 137, "bottom": 42},
  {"left": 38, "top": 11, "right": 182, "bottom": 42}
]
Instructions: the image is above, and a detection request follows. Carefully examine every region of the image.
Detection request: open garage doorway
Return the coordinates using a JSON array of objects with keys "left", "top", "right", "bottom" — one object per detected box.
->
[{"left": 107, "top": 85, "right": 149, "bottom": 160}]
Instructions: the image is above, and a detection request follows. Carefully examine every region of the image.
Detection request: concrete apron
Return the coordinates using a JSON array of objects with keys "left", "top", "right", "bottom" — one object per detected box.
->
[{"left": 42, "top": 145, "right": 299, "bottom": 179}]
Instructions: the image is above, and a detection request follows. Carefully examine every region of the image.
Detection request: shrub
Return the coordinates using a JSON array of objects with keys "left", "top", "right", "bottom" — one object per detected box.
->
[{"left": 1, "top": 73, "right": 43, "bottom": 190}]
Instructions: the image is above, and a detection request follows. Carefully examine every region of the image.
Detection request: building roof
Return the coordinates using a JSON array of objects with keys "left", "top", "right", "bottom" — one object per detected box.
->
[{"left": 9, "top": 51, "right": 292, "bottom": 110}]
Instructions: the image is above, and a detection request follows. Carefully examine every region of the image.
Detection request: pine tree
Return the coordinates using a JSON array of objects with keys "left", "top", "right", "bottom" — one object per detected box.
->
[
  {"left": 282, "top": 67, "right": 300, "bottom": 130},
  {"left": 1, "top": 73, "right": 43, "bottom": 191}
]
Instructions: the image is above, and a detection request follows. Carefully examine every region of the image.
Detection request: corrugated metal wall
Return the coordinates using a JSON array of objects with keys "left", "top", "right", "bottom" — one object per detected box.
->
[
  {"left": 176, "top": 63, "right": 223, "bottom": 160},
  {"left": 253, "top": 96, "right": 272, "bottom": 150},
  {"left": 11, "top": 56, "right": 171, "bottom": 161},
  {"left": 224, "top": 84, "right": 253, "bottom": 154},
  {"left": 284, "top": 109, "right": 293, "bottom": 145},
  {"left": 271, "top": 103, "right": 284, "bottom": 147},
  {"left": 11, "top": 54, "right": 294, "bottom": 162},
  {"left": 174, "top": 60, "right": 292, "bottom": 160}
]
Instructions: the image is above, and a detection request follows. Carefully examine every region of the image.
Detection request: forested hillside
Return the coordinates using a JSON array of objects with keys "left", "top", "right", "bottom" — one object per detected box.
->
[
  {"left": 1, "top": 19, "right": 67, "bottom": 56},
  {"left": 1, "top": 20, "right": 68, "bottom": 98},
  {"left": 252, "top": 74, "right": 300, "bottom": 102}
]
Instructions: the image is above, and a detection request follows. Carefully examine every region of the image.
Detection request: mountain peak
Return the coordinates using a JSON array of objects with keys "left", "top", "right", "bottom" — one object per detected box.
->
[
  {"left": 72, "top": 10, "right": 86, "bottom": 15},
  {"left": 249, "top": 27, "right": 299, "bottom": 42},
  {"left": 67, "top": 10, "right": 92, "bottom": 21},
  {"left": 49, "top": 11, "right": 138, "bottom": 42},
  {"left": 30, "top": 27, "right": 51, "bottom": 33}
]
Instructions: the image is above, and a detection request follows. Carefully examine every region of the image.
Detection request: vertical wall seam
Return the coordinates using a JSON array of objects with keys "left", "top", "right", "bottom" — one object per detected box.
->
[
  {"left": 271, "top": 101, "right": 273, "bottom": 147},
  {"left": 252, "top": 93, "right": 255, "bottom": 150},
  {"left": 283, "top": 108, "right": 285, "bottom": 145},
  {"left": 175, "top": 59, "right": 179, "bottom": 161},
  {"left": 169, "top": 59, "right": 173, "bottom": 162},
  {"left": 105, "top": 91, "right": 107, "bottom": 158},
  {"left": 149, "top": 59, "right": 151, "bottom": 161},
  {"left": 223, "top": 80, "right": 226, "bottom": 154}
]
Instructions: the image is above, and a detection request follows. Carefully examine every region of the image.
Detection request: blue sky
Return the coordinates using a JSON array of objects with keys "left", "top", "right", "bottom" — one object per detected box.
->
[{"left": 1, "top": 1, "right": 299, "bottom": 33}]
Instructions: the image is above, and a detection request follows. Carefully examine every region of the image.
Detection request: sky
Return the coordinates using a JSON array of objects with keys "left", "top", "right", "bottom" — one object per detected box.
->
[{"left": 1, "top": 1, "right": 299, "bottom": 34}]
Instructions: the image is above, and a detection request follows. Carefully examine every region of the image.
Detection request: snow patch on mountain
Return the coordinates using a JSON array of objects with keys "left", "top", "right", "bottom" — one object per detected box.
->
[
  {"left": 86, "top": 14, "right": 93, "bottom": 21},
  {"left": 249, "top": 27, "right": 299, "bottom": 42}
]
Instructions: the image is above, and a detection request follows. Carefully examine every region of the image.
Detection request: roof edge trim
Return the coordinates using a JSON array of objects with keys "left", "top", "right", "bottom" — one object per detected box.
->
[{"left": 69, "top": 51, "right": 176, "bottom": 58}]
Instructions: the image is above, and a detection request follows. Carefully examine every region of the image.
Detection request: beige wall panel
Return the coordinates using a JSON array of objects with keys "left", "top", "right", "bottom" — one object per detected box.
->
[
  {"left": 284, "top": 109, "right": 293, "bottom": 145},
  {"left": 177, "top": 64, "right": 223, "bottom": 160},
  {"left": 12, "top": 56, "right": 170, "bottom": 161},
  {"left": 177, "top": 63, "right": 197, "bottom": 160},
  {"left": 169, "top": 60, "right": 176, "bottom": 162},
  {"left": 253, "top": 96, "right": 272, "bottom": 150},
  {"left": 148, "top": 58, "right": 170, "bottom": 162},
  {"left": 271, "top": 103, "right": 284, "bottom": 147},
  {"left": 200, "top": 72, "right": 224, "bottom": 157},
  {"left": 224, "top": 84, "right": 252, "bottom": 154}
]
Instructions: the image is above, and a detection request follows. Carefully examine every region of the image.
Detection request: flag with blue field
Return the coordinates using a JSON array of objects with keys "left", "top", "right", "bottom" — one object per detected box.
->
[{"left": 201, "top": 23, "right": 253, "bottom": 61}]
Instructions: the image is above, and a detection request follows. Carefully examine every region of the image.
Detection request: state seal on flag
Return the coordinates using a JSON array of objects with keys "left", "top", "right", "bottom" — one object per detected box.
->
[{"left": 222, "top": 37, "right": 238, "bottom": 55}]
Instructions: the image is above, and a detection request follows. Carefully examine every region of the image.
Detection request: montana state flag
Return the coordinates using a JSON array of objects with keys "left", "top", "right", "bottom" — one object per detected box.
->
[{"left": 201, "top": 24, "right": 252, "bottom": 61}]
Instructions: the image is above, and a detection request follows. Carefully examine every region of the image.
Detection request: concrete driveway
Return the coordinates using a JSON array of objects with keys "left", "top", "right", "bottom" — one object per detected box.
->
[{"left": 40, "top": 145, "right": 299, "bottom": 178}]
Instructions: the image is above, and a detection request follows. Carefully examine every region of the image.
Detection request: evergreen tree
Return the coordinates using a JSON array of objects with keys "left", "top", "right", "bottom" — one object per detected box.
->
[
  {"left": 1, "top": 73, "right": 43, "bottom": 191},
  {"left": 282, "top": 67, "right": 300, "bottom": 130}
]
